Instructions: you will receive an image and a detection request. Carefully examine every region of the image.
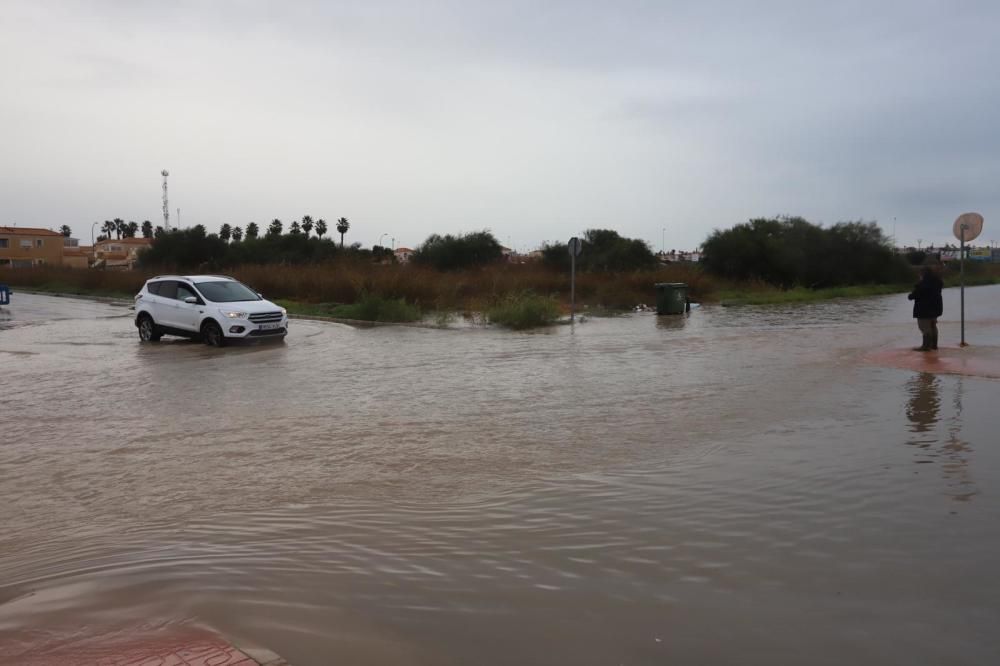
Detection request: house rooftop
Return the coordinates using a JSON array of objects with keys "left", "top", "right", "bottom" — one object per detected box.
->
[
  {"left": 0, "top": 226, "right": 63, "bottom": 236},
  {"left": 96, "top": 237, "right": 152, "bottom": 244}
]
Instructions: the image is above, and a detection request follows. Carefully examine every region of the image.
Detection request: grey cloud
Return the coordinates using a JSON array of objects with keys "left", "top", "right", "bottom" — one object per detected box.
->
[{"left": 2, "top": 0, "right": 1000, "bottom": 250}]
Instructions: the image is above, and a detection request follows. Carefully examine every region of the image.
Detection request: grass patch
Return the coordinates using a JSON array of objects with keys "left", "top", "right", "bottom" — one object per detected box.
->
[
  {"left": 11, "top": 282, "right": 136, "bottom": 300},
  {"left": 278, "top": 294, "right": 421, "bottom": 322},
  {"left": 715, "top": 284, "right": 911, "bottom": 306},
  {"left": 943, "top": 274, "right": 1000, "bottom": 288},
  {"left": 486, "top": 292, "right": 561, "bottom": 329}
]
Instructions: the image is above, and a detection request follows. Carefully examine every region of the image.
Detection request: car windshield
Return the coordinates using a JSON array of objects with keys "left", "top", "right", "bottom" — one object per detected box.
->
[{"left": 194, "top": 280, "right": 261, "bottom": 303}]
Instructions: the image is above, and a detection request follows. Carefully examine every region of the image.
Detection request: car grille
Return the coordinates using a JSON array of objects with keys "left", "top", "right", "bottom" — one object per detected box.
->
[
  {"left": 248, "top": 311, "right": 284, "bottom": 324},
  {"left": 249, "top": 327, "right": 286, "bottom": 337}
]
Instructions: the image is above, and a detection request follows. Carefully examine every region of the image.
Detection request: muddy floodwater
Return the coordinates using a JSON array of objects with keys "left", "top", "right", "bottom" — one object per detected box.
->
[{"left": 2, "top": 288, "right": 999, "bottom": 665}]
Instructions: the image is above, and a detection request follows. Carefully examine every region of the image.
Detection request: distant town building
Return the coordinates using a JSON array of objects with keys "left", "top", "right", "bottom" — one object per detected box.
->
[
  {"left": 394, "top": 247, "right": 414, "bottom": 263},
  {"left": 0, "top": 226, "right": 64, "bottom": 268},
  {"left": 94, "top": 237, "right": 152, "bottom": 269},
  {"left": 657, "top": 250, "right": 701, "bottom": 263},
  {"left": 59, "top": 237, "right": 91, "bottom": 268}
]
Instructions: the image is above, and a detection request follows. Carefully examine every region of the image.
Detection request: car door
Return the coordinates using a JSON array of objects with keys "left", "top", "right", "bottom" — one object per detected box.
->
[
  {"left": 151, "top": 280, "right": 178, "bottom": 327},
  {"left": 173, "top": 282, "right": 203, "bottom": 332}
]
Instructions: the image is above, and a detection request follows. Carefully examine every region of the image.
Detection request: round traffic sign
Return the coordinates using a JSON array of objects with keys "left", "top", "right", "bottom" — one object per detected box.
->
[
  {"left": 567, "top": 237, "right": 583, "bottom": 257},
  {"left": 953, "top": 212, "right": 984, "bottom": 242}
]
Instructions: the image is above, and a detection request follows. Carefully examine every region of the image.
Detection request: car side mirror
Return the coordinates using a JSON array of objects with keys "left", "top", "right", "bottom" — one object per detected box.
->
[
  {"left": 184, "top": 296, "right": 198, "bottom": 304},
  {"left": 257, "top": 292, "right": 264, "bottom": 298}
]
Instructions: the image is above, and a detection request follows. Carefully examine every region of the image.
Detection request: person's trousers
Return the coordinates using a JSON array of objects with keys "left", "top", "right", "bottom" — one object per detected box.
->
[{"left": 917, "top": 318, "right": 938, "bottom": 349}]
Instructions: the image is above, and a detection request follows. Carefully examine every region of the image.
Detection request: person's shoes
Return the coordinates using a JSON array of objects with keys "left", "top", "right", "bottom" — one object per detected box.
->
[{"left": 913, "top": 346, "right": 931, "bottom": 351}]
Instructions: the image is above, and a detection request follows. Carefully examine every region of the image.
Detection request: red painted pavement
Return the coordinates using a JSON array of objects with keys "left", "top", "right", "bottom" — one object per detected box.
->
[
  {"left": 2, "top": 633, "right": 288, "bottom": 666},
  {"left": 864, "top": 345, "right": 1000, "bottom": 379}
]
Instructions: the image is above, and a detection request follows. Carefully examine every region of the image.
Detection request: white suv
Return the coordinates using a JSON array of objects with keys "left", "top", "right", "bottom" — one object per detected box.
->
[{"left": 134, "top": 275, "right": 288, "bottom": 346}]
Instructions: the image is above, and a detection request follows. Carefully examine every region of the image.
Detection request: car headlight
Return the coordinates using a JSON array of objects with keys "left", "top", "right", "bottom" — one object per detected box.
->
[
  {"left": 221, "top": 310, "right": 249, "bottom": 319},
  {"left": 280, "top": 308, "right": 287, "bottom": 316}
]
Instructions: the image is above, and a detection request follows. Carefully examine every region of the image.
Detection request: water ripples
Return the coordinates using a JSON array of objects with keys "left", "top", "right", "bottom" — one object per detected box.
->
[{"left": 2, "top": 290, "right": 999, "bottom": 664}]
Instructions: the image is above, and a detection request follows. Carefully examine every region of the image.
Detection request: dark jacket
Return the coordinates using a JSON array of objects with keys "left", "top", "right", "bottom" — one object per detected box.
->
[{"left": 908, "top": 272, "right": 943, "bottom": 319}]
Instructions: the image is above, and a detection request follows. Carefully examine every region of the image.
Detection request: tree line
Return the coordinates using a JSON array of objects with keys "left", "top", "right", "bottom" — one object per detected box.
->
[
  {"left": 134, "top": 212, "right": 914, "bottom": 290},
  {"left": 138, "top": 215, "right": 355, "bottom": 268},
  {"left": 93, "top": 219, "right": 154, "bottom": 240},
  {"left": 700, "top": 216, "right": 913, "bottom": 287},
  {"left": 94, "top": 215, "right": 351, "bottom": 245},
  {"left": 211, "top": 216, "right": 352, "bottom": 246}
]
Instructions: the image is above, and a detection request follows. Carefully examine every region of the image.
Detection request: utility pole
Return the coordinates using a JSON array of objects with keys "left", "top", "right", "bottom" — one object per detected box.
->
[{"left": 568, "top": 237, "right": 582, "bottom": 322}]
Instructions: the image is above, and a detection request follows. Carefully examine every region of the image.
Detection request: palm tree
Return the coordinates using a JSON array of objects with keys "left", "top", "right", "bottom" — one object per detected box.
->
[
  {"left": 220, "top": 223, "right": 232, "bottom": 242},
  {"left": 315, "top": 218, "right": 327, "bottom": 239},
  {"left": 232, "top": 226, "right": 244, "bottom": 242},
  {"left": 336, "top": 217, "right": 350, "bottom": 248},
  {"left": 141, "top": 220, "right": 153, "bottom": 238},
  {"left": 246, "top": 222, "right": 259, "bottom": 239},
  {"left": 268, "top": 219, "right": 283, "bottom": 236},
  {"left": 289, "top": 220, "right": 301, "bottom": 235},
  {"left": 59, "top": 224, "right": 72, "bottom": 237},
  {"left": 113, "top": 218, "right": 125, "bottom": 239},
  {"left": 102, "top": 220, "right": 115, "bottom": 240},
  {"left": 301, "top": 215, "right": 314, "bottom": 237},
  {"left": 126, "top": 221, "right": 139, "bottom": 238}
]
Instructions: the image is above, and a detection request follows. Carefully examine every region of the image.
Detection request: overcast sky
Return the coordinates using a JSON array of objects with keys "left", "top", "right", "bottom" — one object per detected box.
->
[{"left": 3, "top": 0, "right": 998, "bottom": 250}]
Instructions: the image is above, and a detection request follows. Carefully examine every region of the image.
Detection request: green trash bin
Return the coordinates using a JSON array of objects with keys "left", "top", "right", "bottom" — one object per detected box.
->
[{"left": 655, "top": 282, "right": 688, "bottom": 315}]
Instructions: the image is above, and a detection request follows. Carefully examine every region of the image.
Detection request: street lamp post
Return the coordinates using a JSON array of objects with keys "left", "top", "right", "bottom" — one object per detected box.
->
[
  {"left": 91, "top": 221, "right": 99, "bottom": 245},
  {"left": 378, "top": 233, "right": 389, "bottom": 249}
]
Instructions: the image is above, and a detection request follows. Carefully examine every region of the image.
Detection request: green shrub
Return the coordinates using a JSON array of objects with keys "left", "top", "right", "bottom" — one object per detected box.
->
[
  {"left": 410, "top": 230, "right": 504, "bottom": 271},
  {"left": 541, "top": 228, "right": 658, "bottom": 272},
  {"left": 327, "top": 293, "right": 421, "bottom": 322},
  {"left": 486, "top": 292, "right": 561, "bottom": 329}
]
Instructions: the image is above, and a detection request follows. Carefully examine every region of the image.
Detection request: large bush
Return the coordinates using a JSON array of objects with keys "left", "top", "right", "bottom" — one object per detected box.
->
[
  {"left": 701, "top": 217, "right": 913, "bottom": 287},
  {"left": 410, "top": 231, "right": 503, "bottom": 271},
  {"left": 541, "top": 228, "right": 658, "bottom": 272}
]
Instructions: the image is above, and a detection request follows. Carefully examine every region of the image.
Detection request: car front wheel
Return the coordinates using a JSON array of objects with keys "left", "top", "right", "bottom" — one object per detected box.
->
[{"left": 202, "top": 320, "right": 226, "bottom": 347}]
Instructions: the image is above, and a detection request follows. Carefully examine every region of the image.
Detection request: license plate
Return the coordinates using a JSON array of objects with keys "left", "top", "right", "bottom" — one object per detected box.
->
[{"left": 258, "top": 322, "right": 282, "bottom": 330}]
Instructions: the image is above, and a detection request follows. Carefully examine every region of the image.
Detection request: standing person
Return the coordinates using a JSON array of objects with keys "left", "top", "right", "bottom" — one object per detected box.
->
[{"left": 907, "top": 263, "right": 944, "bottom": 351}]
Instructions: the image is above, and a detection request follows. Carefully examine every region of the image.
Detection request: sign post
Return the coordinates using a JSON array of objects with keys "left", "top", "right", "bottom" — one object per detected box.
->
[
  {"left": 952, "top": 213, "right": 984, "bottom": 347},
  {"left": 568, "top": 237, "right": 583, "bottom": 322}
]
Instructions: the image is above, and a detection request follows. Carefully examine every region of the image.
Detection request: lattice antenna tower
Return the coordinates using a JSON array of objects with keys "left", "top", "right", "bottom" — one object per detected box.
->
[{"left": 161, "top": 170, "right": 170, "bottom": 231}]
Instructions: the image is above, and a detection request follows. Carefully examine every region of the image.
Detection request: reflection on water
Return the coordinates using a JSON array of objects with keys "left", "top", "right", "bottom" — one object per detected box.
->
[
  {"left": 904, "top": 373, "right": 977, "bottom": 503},
  {"left": 906, "top": 373, "right": 941, "bottom": 434},
  {"left": 1, "top": 290, "right": 999, "bottom": 665},
  {"left": 654, "top": 312, "right": 689, "bottom": 331}
]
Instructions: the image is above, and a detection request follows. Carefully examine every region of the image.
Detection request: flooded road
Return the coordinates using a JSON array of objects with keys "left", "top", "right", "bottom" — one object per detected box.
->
[{"left": 2, "top": 288, "right": 999, "bottom": 665}]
